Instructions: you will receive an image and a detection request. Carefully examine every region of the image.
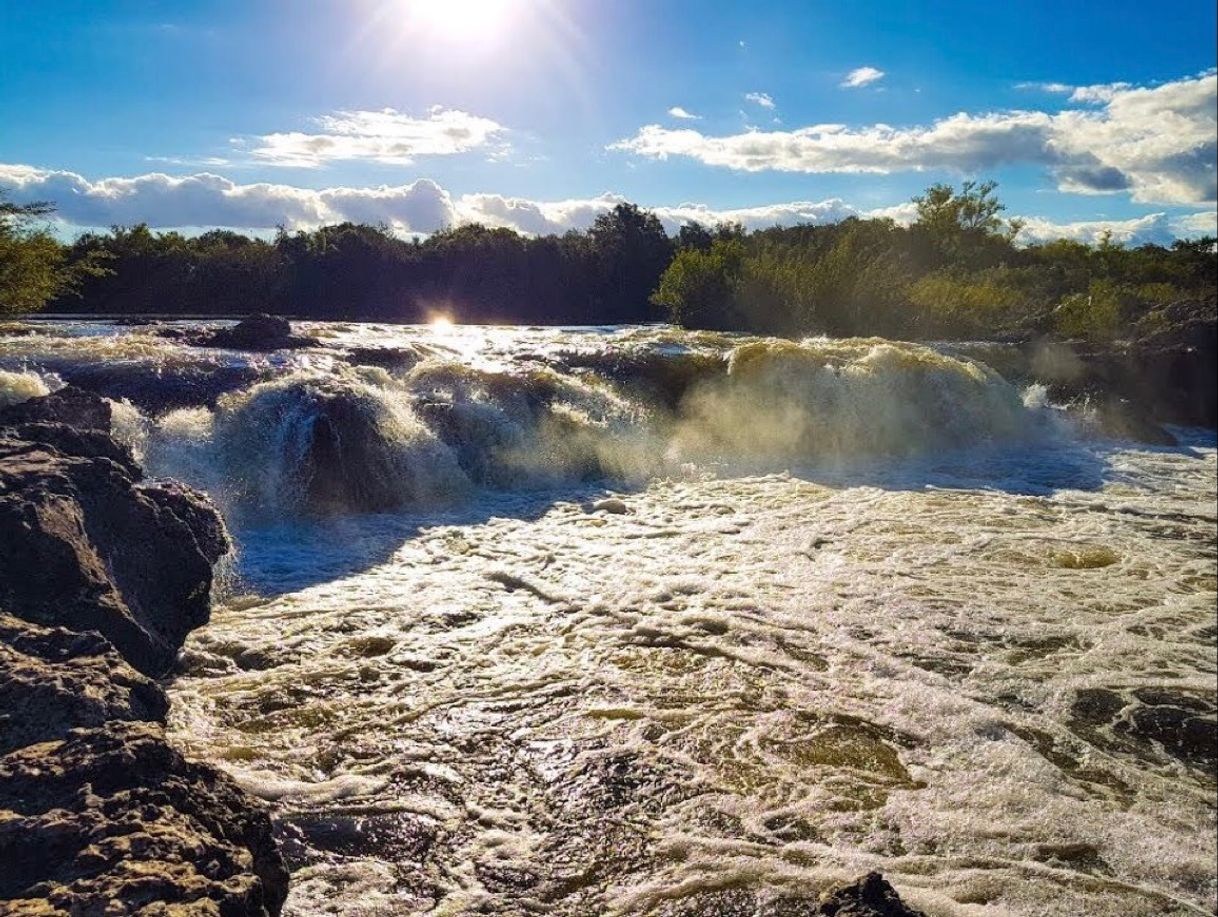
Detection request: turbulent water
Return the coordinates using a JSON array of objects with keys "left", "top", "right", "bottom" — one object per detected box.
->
[{"left": 3, "top": 319, "right": 1215, "bottom": 916}]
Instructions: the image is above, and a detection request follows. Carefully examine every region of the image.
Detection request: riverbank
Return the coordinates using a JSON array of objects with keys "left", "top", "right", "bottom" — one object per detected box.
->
[{"left": 0, "top": 387, "right": 289, "bottom": 915}]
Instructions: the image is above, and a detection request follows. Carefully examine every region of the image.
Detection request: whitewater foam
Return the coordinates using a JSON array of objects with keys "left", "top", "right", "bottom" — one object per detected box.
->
[{"left": 1, "top": 320, "right": 1212, "bottom": 916}]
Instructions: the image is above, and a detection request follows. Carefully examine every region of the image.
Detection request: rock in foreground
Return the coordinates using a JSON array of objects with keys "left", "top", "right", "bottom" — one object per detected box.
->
[
  {"left": 817, "top": 872, "right": 927, "bottom": 916},
  {"left": 0, "top": 388, "right": 287, "bottom": 916},
  {"left": 0, "top": 388, "right": 229, "bottom": 676},
  {"left": 0, "top": 723, "right": 288, "bottom": 916},
  {"left": 0, "top": 613, "right": 167, "bottom": 756}
]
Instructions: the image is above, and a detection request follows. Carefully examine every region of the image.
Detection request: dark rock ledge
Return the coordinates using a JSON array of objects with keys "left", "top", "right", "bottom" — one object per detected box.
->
[
  {"left": 0, "top": 388, "right": 288, "bottom": 915},
  {"left": 157, "top": 314, "right": 321, "bottom": 352}
]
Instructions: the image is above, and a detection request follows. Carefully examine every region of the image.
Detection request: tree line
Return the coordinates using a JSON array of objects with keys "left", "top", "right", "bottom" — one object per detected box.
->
[{"left": 2, "top": 183, "right": 1214, "bottom": 341}]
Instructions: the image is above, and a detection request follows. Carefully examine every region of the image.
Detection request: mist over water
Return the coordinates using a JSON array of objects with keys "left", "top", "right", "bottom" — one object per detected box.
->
[{"left": 2, "top": 319, "right": 1215, "bottom": 915}]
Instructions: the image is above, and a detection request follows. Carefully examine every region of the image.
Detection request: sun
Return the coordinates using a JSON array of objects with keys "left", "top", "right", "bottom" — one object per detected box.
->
[
  {"left": 404, "top": 0, "right": 518, "bottom": 42},
  {"left": 429, "top": 314, "right": 455, "bottom": 331}
]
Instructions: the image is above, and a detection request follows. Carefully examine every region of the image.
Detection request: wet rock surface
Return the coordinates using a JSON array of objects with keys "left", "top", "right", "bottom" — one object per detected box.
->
[
  {"left": 0, "top": 388, "right": 229, "bottom": 676},
  {"left": 301, "top": 390, "right": 419, "bottom": 514},
  {"left": 190, "top": 314, "right": 321, "bottom": 352},
  {"left": 0, "top": 614, "right": 168, "bottom": 756},
  {"left": 345, "top": 345, "right": 423, "bottom": 372},
  {"left": 814, "top": 872, "right": 928, "bottom": 916},
  {"left": 1070, "top": 685, "right": 1218, "bottom": 779},
  {"left": 56, "top": 360, "right": 266, "bottom": 414},
  {"left": 0, "top": 388, "right": 287, "bottom": 915}
]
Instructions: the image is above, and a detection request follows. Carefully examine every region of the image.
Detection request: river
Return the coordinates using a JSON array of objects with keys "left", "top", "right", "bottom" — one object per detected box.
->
[{"left": 2, "top": 319, "right": 1214, "bottom": 915}]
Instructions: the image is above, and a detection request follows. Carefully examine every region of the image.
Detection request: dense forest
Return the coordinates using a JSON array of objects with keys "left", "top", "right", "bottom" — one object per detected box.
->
[{"left": 2, "top": 183, "right": 1215, "bottom": 341}]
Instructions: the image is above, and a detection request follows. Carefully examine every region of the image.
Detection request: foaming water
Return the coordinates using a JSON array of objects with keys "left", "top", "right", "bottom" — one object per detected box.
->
[
  {"left": 2, "top": 320, "right": 1214, "bottom": 915},
  {"left": 0, "top": 367, "right": 59, "bottom": 408},
  {"left": 97, "top": 326, "right": 1052, "bottom": 521}
]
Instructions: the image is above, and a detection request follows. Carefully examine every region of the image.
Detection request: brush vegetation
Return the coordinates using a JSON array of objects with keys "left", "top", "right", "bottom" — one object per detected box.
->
[{"left": 2, "top": 183, "right": 1214, "bottom": 341}]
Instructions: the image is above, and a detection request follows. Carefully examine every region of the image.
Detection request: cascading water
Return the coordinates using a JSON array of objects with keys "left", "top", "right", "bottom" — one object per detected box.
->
[
  {"left": 1, "top": 318, "right": 1214, "bottom": 916},
  {"left": 107, "top": 330, "right": 1049, "bottom": 520}
]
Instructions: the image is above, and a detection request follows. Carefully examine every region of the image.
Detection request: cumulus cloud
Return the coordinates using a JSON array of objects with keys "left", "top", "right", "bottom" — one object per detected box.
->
[
  {"left": 457, "top": 194, "right": 869, "bottom": 235},
  {"left": 744, "top": 92, "right": 776, "bottom": 110},
  {"left": 246, "top": 107, "right": 507, "bottom": 167},
  {"left": 1170, "top": 210, "right": 1218, "bottom": 238},
  {"left": 1016, "top": 211, "right": 1216, "bottom": 246},
  {"left": 1067, "top": 81, "right": 1133, "bottom": 104},
  {"left": 1, "top": 161, "right": 1211, "bottom": 246},
  {"left": 842, "top": 66, "right": 885, "bottom": 88},
  {"left": 0, "top": 164, "right": 457, "bottom": 233},
  {"left": 612, "top": 72, "right": 1217, "bottom": 204},
  {"left": 667, "top": 106, "right": 701, "bottom": 121}
]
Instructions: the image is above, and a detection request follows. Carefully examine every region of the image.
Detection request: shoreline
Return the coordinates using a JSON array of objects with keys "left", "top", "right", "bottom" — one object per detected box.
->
[{"left": 0, "top": 387, "right": 289, "bottom": 915}]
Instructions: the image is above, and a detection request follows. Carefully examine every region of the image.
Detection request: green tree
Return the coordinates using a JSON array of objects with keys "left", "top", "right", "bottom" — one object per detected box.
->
[
  {"left": 588, "top": 203, "right": 674, "bottom": 322},
  {"left": 650, "top": 238, "right": 744, "bottom": 329},
  {"left": 911, "top": 180, "right": 1017, "bottom": 267},
  {"left": 0, "top": 195, "right": 103, "bottom": 314}
]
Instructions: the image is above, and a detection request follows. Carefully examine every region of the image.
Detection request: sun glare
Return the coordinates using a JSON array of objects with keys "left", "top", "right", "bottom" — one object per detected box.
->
[
  {"left": 404, "top": 0, "right": 518, "bottom": 42},
  {"left": 429, "top": 314, "right": 455, "bottom": 330}
]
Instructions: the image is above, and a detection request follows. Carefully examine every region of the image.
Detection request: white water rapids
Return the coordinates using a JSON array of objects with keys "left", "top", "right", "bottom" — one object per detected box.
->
[{"left": 2, "top": 319, "right": 1215, "bottom": 915}]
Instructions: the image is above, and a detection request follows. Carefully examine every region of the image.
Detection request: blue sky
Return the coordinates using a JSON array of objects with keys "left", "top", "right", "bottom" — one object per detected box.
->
[{"left": 1, "top": 0, "right": 1215, "bottom": 243}]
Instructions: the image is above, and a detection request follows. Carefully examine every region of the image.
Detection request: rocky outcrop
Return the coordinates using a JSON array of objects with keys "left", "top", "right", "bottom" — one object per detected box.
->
[
  {"left": 51, "top": 360, "right": 265, "bottom": 415},
  {"left": 0, "top": 614, "right": 167, "bottom": 756},
  {"left": 0, "top": 389, "right": 228, "bottom": 676},
  {"left": 0, "top": 723, "right": 288, "bottom": 916},
  {"left": 0, "top": 388, "right": 288, "bottom": 915},
  {"left": 1022, "top": 300, "right": 1218, "bottom": 431},
  {"left": 193, "top": 314, "right": 320, "bottom": 352}
]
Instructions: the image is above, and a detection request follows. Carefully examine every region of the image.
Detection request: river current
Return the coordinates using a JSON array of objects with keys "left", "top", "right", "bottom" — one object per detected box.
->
[{"left": 2, "top": 319, "right": 1215, "bottom": 915}]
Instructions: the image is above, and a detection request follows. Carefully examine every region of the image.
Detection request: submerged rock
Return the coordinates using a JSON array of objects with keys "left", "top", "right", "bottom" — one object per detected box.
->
[
  {"left": 301, "top": 390, "right": 421, "bottom": 514},
  {"left": 0, "top": 390, "right": 229, "bottom": 676},
  {"left": 210, "top": 376, "right": 467, "bottom": 516},
  {"left": 591, "top": 497, "right": 629, "bottom": 515},
  {"left": 649, "top": 871, "right": 927, "bottom": 916},
  {"left": 811, "top": 873, "right": 927, "bottom": 916},
  {"left": 346, "top": 345, "right": 422, "bottom": 372}
]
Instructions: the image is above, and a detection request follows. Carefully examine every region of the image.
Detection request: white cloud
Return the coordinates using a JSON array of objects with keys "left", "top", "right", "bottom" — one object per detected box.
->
[
  {"left": 612, "top": 72, "right": 1218, "bottom": 204},
  {"left": 744, "top": 92, "right": 776, "bottom": 110},
  {"left": 1015, "top": 211, "right": 1216, "bottom": 246},
  {"left": 1, "top": 162, "right": 1211, "bottom": 246},
  {"left": 1014, "top": 81, "right": 1074, "bottom": 94},
  {"left": 842, "top": 66, "right": 885, "bottom": 88},
  {"left": 247, "top": 107, "right": 507, "bottom": 167},
  {"left": 1067, "top": 81, "right": 1133, "bottom": 104},
  {"left": 1170, "top": 210, "right": 1218, "bottom": 238},
  {"left": 667, "top": 106, "right": 701, "bottom": 121},
  {"left": 144, "top": 155, "right": 233, "bottom": 167},
  {"left": 611, "top": 112, "right": 1055, "bottom": 174},
  {"left": 0, "top": 164, "right": 457, "bottom": 233}
]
